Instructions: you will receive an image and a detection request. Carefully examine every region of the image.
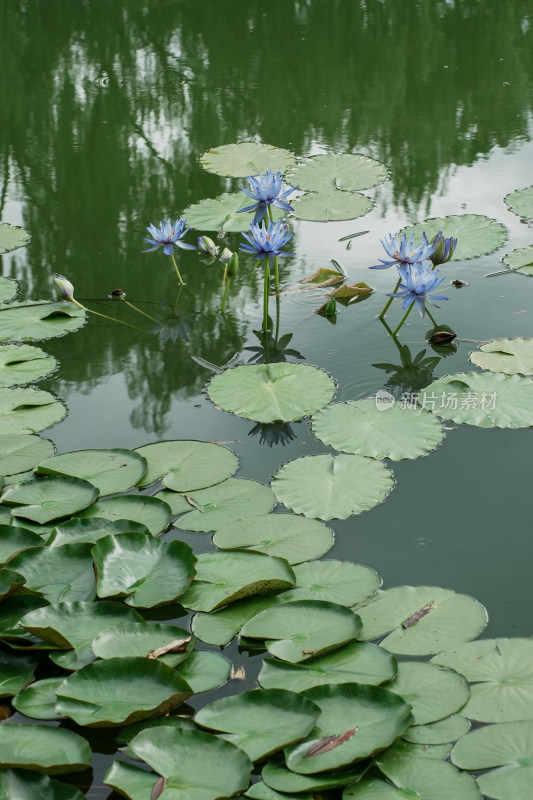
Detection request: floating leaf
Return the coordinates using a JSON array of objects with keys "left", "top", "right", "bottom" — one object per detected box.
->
[
  {"left": 0, "top": 567, "right": 25, "bottom": 599},
  {"left": 135, "top": 439, "right": 238, "bottom": 490},
  {"left": 327, "top": 282, "right": 373, "bottom": 303},
  {"left": 0, "top": 223, "right": 30, "bottom": 254},
  {"left": 312, "top": 399, "right": 443, "bottom": 460},
  {"left": 36, "top": 448, "right": 147, "bottom": 495},
  {"left": 263, "top": 759, "right": 367, "bottom": 793},
  {"left": 2, "top": 475, "right": 98, "bottom": 524},
  {"left": 388, "top": 662, "right": 470, "bottom": 725},
  {"left": 504, "top": 185, "right": 533, "bottom": 218},
  {"left": 0, "top": 768, "right": 87, "bottom": 799},
  {"left": 0, "top": 645, "right": 36, "bottom": 697},
  {"left": 192, "top": 594, "right": 280, "bottom": 646},
  {"left": 0, "top": 434, "right": 54, "bottom": 476},
  {"left": 300, "top": 267, "right": 345, "bottom": 287},
  {"left": 0, "top": 524, "right": 41, "bottom": 565},
  {"left": 291, "top": 190, "right": 372, "bottom": 222},
  {"left": 0, "top": 388, "right": 66, "bottom": 434},
  {"left": 183, "top": 190, "right": 284, "bottom": 233},
  {"left": 196, "top": 688, "right": 320, "bottom": 761},
  {"left": 403, "top": 714, "right": 471, "bottom": 745},
  {"left": 246, "top": 780, "right": 315, "bottom": 800},
  {"left": 287, "top": 154, "right": 388, "bottom": 192},
  {"left": 375, "top": 754, "right": 482, "bottom": 800},
  {"left": 8, "top": 544, "right": 96, "bottom": 603},
  {"left": 431, "top": 637, "right": 533, "bottom": 722},
  {"left": 176, "top": 650, "right": 231, "bottom": 693},
  {"left": 0, "top": 594, "right": 49, "bottom": 642},
  {"left": 355, "top": 586, "right": 487, "bottom": 655},
  {"left": 208, "top": 363, "right": 336, "bottom": 424},
  {"left": 0, "top": 276, "right": 18, "bottom": 303},
  {"left": 200, "top": 142, "right": 296, "bottom": 177},
  {"left": 259, "top": 641, "right": 396, "bottom": 692},
  {"left": 469, "top": 338, "right": 533, "bottom": 375},
  {"left": 180, "top": 550, "right": 295, "bottom": 612},
  {"left": 76, "top": 494, "right": 171, "bottom": 534},
  {"left": 0, "top": 344, "right": 56, "bottom": 389},
  {"left": 213, "top": 514, "right": 334, "bottom": 564},
  {"left": 46, "top": 517, "right": 150, "bottom": 547},
  {"left": 104, "top": 761, "right": 159, "bottom": 800},
  {"left": 12, "top": 677, "right": 64, "bottom": 720},
  {"left": 399, "top": 214, "right": 507, "bottom": 261},
  {"left": 279, "top": 560, "right": 380, "bottom": 606},
  {"left": 272, "top": 454, "right": 394, "bottom": 520},
  {"left": 91, "top": 622, "right": 193, "bottom": 666},
  {"left": 0, "top": 301, "right": 85, "bottom": 343},
  {"left": 55, "top": 657, "right": 192, "bottom": 726},
  {"left": 502, "top": 243, "right": 533, "bottom": 276},
  {"left": 385, "top": 741, "right": 451, "bottom": 761},
  {"left": 0, "top": 723, "right": 91, "bottom": 773},
  {"left": 154, "top": 489, "right": 192, "bottom": 515},
  {"left": 419, "top": 371, "right": 533, "bottom": 428},
  {"left": 451, "top": 720, "right": 533, "bottom": 800},
  {"left": 240, "top": 599, "right": 361, "bottom": 663},
  {"left": 174, "top": 478, "right": 276, "bottom": 532}
]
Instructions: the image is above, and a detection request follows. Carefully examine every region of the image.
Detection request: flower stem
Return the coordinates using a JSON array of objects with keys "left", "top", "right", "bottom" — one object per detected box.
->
[
  {"left": 170, "top": 253, "right": 185, "bottom": 285},
  {"left": 392, "top": 303, "right": 414, "bottom": 336},
  {"left": 221, "top": 277, "right": 232, "bottom": 313},
  {"left": 262, "top": 259, "right": 270, "bottom": 332},
  {"left": 70, "top": 299, "right": 144, "bottom": 332},
  {"left": 122, "top": 299, "right": 159, "bottom": 323},
  {"left": 379, "top": 278, "right": 401, "bottom": 318},
  {"left": 425, "top": 308, "right": 437, "bottom": 326}
]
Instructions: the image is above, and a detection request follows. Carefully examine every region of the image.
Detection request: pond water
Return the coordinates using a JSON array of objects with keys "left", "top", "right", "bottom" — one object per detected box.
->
[{"left": 1, "top": 0, "right": 533, "bottom": 796}]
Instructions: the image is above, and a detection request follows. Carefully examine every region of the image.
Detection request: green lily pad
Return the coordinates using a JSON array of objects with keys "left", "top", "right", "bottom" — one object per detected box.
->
[
  {"left": 0, "top": 344, "right": 56, "bottom": 389},
  {"left": 12, "top": 677, "right": 64, "bottom": 720},
  {"left": 343, "top": 777, "right": 407, "bottom": 799},
  {"left": 0, "top": 768, "right": 86, "bottom": 800},
  {"left": 0, "top": 567, "right": 25, "bottom": 599},
  {"left": 403, "top": 714, "right": 471, "bottom": 745},
  {"left": 1, "top": 475, "right": 98, "bottom": 524},
  {"left": 0, "top": 301, "right": 85, "bottom": 343},
  {"left": 46, "top": 517, "right": 150, "bottom": 547},
  {"left": 76, "top": 493, "right": 171, "bottom": 534},
  {"left": 0, "top": 594, "right": 49, "bottom": 642},
  {"left": 0, "top": 388, "right": 66, "bottom": 434},
  {"left": 200, "top": 142, "right": 296, "bottom": 177},
  {"left": 246, "top": 780, "right": 315, "bottom": 800},
  {"left": 355, "top": 586, "right": 487, "bottom": 655},
  {"left": 240, "top": 599, "right": 361, "bottom": 663},
  {"left": 118, "top": 716, "right": 196, "bottom": 744},
  {"left": 431, "top": 638, "right": 533, "bottom": 722},
  {"left": 135, "top": 439, "right": 238, "bottom": 490},
  {"left": 2, "top": 469, "right": 34, "bottom": 486},
  {"left": 258, "top": 641, "right": 396, "bottom": 692},
  {"left": 0, "top": 723, "right": 91, "bottom": 773},
  {"left": 192, "top": 594, "right": 280, "bottom": 645},
  {"left": 451, "top": 720, "right": 533, "bottom": 800},
  {"left": 208, "top": 363, "right": 336, "bottom": 424},
  {"left": 279, "top": 560, "right": 380, "bottom": 606},
  {"left": 0, "top": 276, "right": 18, "bottom": 302},
  {"left": 91, "top": 621, "right": 193, "bottom": 665},
  {"left": 0, "top": 434, "right": 54, "bottom": 476},
  {"left": 184, "top": 190, "right": 284, "bottom": 233},
  {"left": 104, "top": 761, "right": 159, "bottom": 800},
  {"left": 502, "top": 243, "right": 533, "bottom": 276},
  {"left": 174, "top": 478, "right": 276, "bottom": 532},
  {"left": 0, "top": 645, "right": 36, "bottom": 697},
  {"left": 312, "top": 399, "right": 443, "bottom": 460},
  {"left": 36, "top": 448, "right": 147, "bottom": 495},
  {"left": 272, "top": 454, "right": 394, "bottom": 520},
  {"left": 504, "top": 185, "right": 533, "bottom": 218},
  {"left": 92, "top": 532, "right": 196, "bottom": 607},
  {"left": 196, "top": 688, "right": 320, "bottom": 762},
  {"left": 180, "top": 550, "right": 295, "bottom": 612},
  {"left": 127, "top": 725, "right": 253, "bottom": 799},
  {"left": 263, "top": 759, "right": 368, "bottom": 793},
  {"left": 176, "top": 650, "right": 231, "bottom": 693},
  {"left": 212, "top": 514, "right": 334, "bottom": 564},
  {"left": 419, "top": 371, "right": 533, "bottom": 428},
  {"left": 8, "top": 543, "right": 96, "bottom": 603},
  {"left": 0, "top": 524, "right": 41, "bottom": 564},
  {"left": 285, "top": 683, "right": 413, "bottom": 774},
  {"left": 291, "top": 190, "right": 373, "bottom": 222},
  {"left": 469, "top": 338, "right": 533, "bottom": 375},
  {"left": 399, "top": 214, "right": 507, "bottom": 261},
  {"left": 375, "top": 755, "right": 482, "bottom": 800},
  {"left": 386, "top": 741, "right": 452, "bottom": 761},
  {"left": 0, "top": 223, "right": 30, "bottom": 254},
  {"left": 154, "top": 488, "right": 192, "bottom": 515},
  {"left": 287, "top": 154, "right": 388, "bottom": 192},
  {"left": 56, "top": 657, "right": 192, "bottom": 726},
  {"left": 388, "top": 662, "right": 470, "bottom": 725}
]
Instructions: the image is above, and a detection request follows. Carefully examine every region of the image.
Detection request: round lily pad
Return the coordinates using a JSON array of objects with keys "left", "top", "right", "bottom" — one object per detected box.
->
[
  {"left": 46, "top": 517, "right": 150, "bottom": 547},
  {"left": 0, "top": 524, "right": 41, "bottom": 565},
  {"left": 0, "top": 301, "right": 85, "bottom": 343},
  {"left": 200, "top": 142, "right": 296, "bottom": 177},
  {"left": 0, "top": 723, "right": 91, "bottom": 773},
  {"left": 0, "top": 594, "right": 50, "bottom": 642},
  {"left": 196, "top": 688, "right": 320, "bottom": 761},
  {"left": 259, "top": 641, "right": 396, "bottom": 692},
  {"left": 431, "top": 638, "right": 533, "bottom": 722},
  {"left": 1, "top": 475, "right": 98, "bottom": 524},
  {"left": 154, "top": 488, "right": 192, "bottom": 515},
  {"left": 8, "top": 543, "right": 96, "bottom": 603},
  {"left": 343, "top": 778, "right": 408, "bottom": 799},
  {"left": 355, "top": 586, "right": 487, "bottom": 656},
  {"left": 0, "top": 344, "right": 56, "bottom": 389},
  {"left": 385, "top": 741, "right": 451, "bottom": 761},
  {"left": 91, "top": 622, "right": 193, "bottom": 665},
  {"left": 291, "top": 190, "right": 373, "bottom": 222},
  {"left": 469, "top": 338, "right": 533, "bottom": 375},
  {"left": 0, "top": 276, "right": 18, "bottom": 303},
  {"left": 374, "top": 756, "right": 482, "bottom": 800},
  {"left": 272, "top": 454, "right": 394, "bottom": 520},
  {"left": 287, "top": 154, "right": 388, "bottom": 192},
  {"left": 0, "top": 645, "right": 36, "bottom": 697},
  {"left": 174, "top": 478, "right": 276, "bottom": 532},
  {"left": 0, "top": 388, "right": 66, "bottom": 434},
  {"left": 184, "top": 190, "right": 284, "bottom": 233},
  {"left": 213, "top": 514, "right": 334, "bottom": 564},
  {"left": 502, "top": 244, "right": 533, "bottom": 276},
  {"left": 0, "top": 434, "right": 54, "bottom": 476},
  {"left": 399, "top": 214, "right": 507, "bottom": 261},
  {"left": 451, "top": 720, "right": 533, "bottom": 800},
  {"left": 0, "top": 769, "right": 87, "bottom": 800},
  {"left": 135, "top": 439, "right": 238, "bottom": 490},
  {"left": 192, "top": 594, "right": 280, "bottom": 646},
  {"left": 279, "top": 560, "right": 380, "bottom": 606},
  {"left": 176, "top": 650, "right": 231, "bottom": 693},
  {"left": 12, "top": 677, "right": 64, "bottom": 720},
  {"left": 419, "top": 372, "right": 533, "bottom": 428},
  {"left": 504, "top": 185, "right": 533, "bottom": 218},
  {"left": 0, "top": 223, "right": 30, "bottom": 254},
  {"left": 104, "top": 761, "right": 160, "bottom": 800},
  {"left": 36, "top": 448, "right": 147, "bottom": 495},
  {"left": 240, "top": 599, "right": 361, "bottom": 663},
  {"left": 403, "top": 714, "right": 471, "bottom": 745},
  {"left": 388, "top": 662, "right": 470, "bottom": 725},
  {"left": 76, "top": 494, "right": 171, "bottom": 535},
  {"left": 312, "top": 399, "right": 443, "bottom": 460},
  {"left": 55, "top": 657, "right": 192, "bottom": 726},
  {"left": 263, "top": 759, "right": 368, "bottom": 793},
  {"left": 246, "top": 780, "right": 316, "bottom": 800},
  {"left": 208, "top": 363, "right": 336, "bottom": 424},
  {"left": 284, "top": 683, "right": 413, "bottom": 774}
]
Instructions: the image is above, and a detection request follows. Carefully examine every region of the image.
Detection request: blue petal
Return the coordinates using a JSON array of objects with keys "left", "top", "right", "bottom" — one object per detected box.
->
[
  {"left": 176, "top": 242, "right": 196, "bottom": 250},
  {"left": 414, "top": 295, "right": 426, "bottom": 317},
  {"left": 163, "top": 243, "right": 174, "bottom": 255},
  {"left": 253, "top": 205, "right": 268, "bottom": 225},
  {"left": 237, "top": 202, "right": 258, "bottom": 214}
]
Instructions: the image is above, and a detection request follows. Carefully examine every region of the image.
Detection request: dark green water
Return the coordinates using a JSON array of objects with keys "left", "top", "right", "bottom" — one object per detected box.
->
[{"left": 1, "top": 0, "right": 533, "bottom": 794}]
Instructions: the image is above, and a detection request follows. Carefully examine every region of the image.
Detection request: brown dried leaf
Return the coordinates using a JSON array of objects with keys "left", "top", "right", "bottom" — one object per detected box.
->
[
  {"left": 327, "top": 282, "right": 373, "bottom": 300},
  {"left": 402, "top": 602, "right": 435, "bottom": 629},
  {"left": 304, "top": 728, "right": 357, "bottom": 758},
  {"left": 231, "top": 665, "right": 246, "bottom": 680},
  {"left": 300, "top": 268, "right": 345, "bottom": 287},
  {"left": 428, "top": 330, "right": 457, "bottom": 345},
  {"left": 152, "top": 776, "right": 165, "bottom": 800},
  {"left": 147, "top": 637, "right": 192, "bottom": 660}
]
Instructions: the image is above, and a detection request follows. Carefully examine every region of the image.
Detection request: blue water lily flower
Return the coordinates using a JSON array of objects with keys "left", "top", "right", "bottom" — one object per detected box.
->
[
  {"left": 142, "top": 218, "right": 196, "bottom": 255},
  {"left": 238, "top": 170, "right": 297, "bottom": 224},
  {"left": 371, "top": 231, "right": 438, "bottom": 269},
  {"left": 240, "top": 220, "right": 295, "bottom": 265},
  {"left": 388, "top": 262, "right": 448, "bottom": 317}
]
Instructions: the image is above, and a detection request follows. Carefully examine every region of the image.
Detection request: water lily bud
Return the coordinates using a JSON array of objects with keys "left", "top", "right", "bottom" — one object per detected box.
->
[
  {"left": 429, "top": 231, "right": 457, "bottom": 266},
  {"left": 197, "top": 235, "right": 219, "bottom": 257},
  {"left": 219, "top": 247, "right": 233, "bottom": 264},
  {"left": 53, "top": 274, "right": 75, "bottom": 301},
  {"left": 227, "top": 253, "right": 239, "bottom": 278}
]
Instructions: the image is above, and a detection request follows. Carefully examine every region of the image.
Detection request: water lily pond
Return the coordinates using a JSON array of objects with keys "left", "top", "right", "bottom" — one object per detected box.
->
[{"left": 1, "top": 1, "right": 533, "bottom": 798}]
